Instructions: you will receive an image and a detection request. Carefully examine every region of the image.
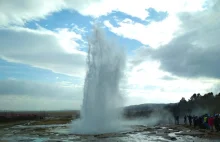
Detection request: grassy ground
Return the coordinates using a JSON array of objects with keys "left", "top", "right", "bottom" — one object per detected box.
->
[
  {"left": 0, "top": 110, "right": 79, "bottom": 128},
  {"left": 0, "top": 116, "right": 76, "bottom": 130},
  {"left": 30, "top": 117, "right": 73, "bottom": 125},
  {"left": 0, "top": 121, "right": 29, "bottom": 129}
]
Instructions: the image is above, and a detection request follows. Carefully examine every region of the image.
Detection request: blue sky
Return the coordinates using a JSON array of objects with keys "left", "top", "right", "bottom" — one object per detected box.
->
[
  {"left": 1, "top": 6, "right": 168, "bottom": 82},
  {"left": 0, "top": 0, "right": 220, "bottom": 110}
]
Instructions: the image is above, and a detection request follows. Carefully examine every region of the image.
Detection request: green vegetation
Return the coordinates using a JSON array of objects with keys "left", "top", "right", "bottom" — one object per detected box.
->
[{"left": 166, "top": 92, "right": 220, "bottom": 116}]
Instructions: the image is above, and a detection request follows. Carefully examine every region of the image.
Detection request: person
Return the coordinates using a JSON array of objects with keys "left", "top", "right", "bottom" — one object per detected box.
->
[
  {"left": 188, "top": 115, "right": 192, "bottom": 126},
  {"left": 218, "top": 114, "right": 220, "bottom": 132},
  {"left": 174, "top": 115, "right": 179, "bottom": 125},
  {"left": 193, "top": 116, "right": 198, "bottom": 128},
  {"left": 204, "top": 114, "right": 209, "bottom": 129},
  {"left": 208, "top": 116, "right": 214, "bottom": 132},
  {"left": 177, "top": 115, "right": 179, "bottom": 125},
  {"left": 214, "top": 114, "right": 219, "bottom": 132},
  {"left": 184, "top": 115, "right": 187, "bottom": 125},
  {"left": 198, "top": 116, "right": 203, "bottom": 129}
]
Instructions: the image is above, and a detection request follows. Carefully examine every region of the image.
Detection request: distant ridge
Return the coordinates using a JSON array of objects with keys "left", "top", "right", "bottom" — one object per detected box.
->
[{"left": 124, "top": 103, "right": 167, "bottom": 111}]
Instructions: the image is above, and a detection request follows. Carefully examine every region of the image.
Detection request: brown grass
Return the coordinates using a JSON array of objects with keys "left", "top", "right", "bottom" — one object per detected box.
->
[
  {"left": 30, "top": 117, "right": 73, "bottom": 125},
  {"left": 0, "top": 121, "right": 28, "bottom": 129}
]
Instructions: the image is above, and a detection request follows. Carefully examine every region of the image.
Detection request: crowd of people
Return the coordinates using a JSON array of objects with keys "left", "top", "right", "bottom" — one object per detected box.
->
[{"left": 175, "top": 114, "right": 220, "bottom": 132}]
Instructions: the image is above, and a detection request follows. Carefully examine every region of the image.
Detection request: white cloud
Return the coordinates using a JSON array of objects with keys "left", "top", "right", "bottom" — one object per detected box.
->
[
  {"left": 0, "top": 95, "right": 81, "bottom": 111},
  {"left": 104, "top": 15, "right": 181, "bottom": 48},
  {"left": 124, "top": 58, "right": 218, "bottom": 105},
  {"left": 121, "top": 0, "right": 220, "bottom": 106},
  {"left": 0, "top": 0, "right": 65, "bottom": 26},
  {"left": 102, "top": 0, "right": 208, "bottom": 48},
  {"left": 79, "top": 0, "right": 207, "bottom": 20},
  {"left": 79, "top": 0, "right": 149, "bottom": 20},
  {"left": 55, "top": 28, "right": 83, "bottom": 53},
  {"left": 0, "top": 26, "right": 87, "bottom": 77},
  {"left": 131, "top": 0, "right": 220, "bottom": 79},
  {"left": 0, "top": 0, "right": 207, "bottom": 27},
  {"left": 0, "top": 0, "right": 102, "bottom": 26},
  {"left": 125, "top": 89, "right": 187, "bottom": 105},
  {"left": 0, "top": 76, "right": 217, "bottom": 110},
  {"left": 0, "top": 79, "right": 83, "bottom": 110}
]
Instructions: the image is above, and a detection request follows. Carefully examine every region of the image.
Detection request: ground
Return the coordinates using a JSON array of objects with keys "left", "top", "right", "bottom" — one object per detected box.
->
[{"left": 0, "top": 117, "right": 220, "bottom": 142}]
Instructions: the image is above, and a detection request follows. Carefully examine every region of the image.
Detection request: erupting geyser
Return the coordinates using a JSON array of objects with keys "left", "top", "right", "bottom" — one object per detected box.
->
[{"left": 71, "top": 25, "right": 126, "bottom": 134}]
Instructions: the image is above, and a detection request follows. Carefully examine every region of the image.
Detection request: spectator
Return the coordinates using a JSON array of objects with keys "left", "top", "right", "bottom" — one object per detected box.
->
[
  {"left": 184, "top": 115, "right": 187, "bottom": 125},
  {"left": 188, "top": 115, "right": 192, "bottom": 126},
  {"left": 208, "top": 116, "right": 214, "bottom": 131},
  {"left": 214, "top": 114, "right": 220, "bottom": 132}
]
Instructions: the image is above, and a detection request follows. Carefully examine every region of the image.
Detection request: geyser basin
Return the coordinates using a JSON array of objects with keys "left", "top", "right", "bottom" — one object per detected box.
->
[{"left": 71, "top": 25, "right": 126, "bottom": 134}]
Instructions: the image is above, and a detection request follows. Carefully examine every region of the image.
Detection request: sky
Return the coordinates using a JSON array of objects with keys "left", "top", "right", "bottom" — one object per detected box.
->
[{"left": 0, "top": 0, "right": 220, "bottom": 111}]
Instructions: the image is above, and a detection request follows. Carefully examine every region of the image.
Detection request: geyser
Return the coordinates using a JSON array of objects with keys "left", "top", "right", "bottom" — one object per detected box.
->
[{"left": 71, "top": 25, "right": 126, "bottom": 134}]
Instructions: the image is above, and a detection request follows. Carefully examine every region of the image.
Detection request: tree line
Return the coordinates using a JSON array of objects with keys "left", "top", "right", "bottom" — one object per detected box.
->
[{"left": 165, "top": 92, "right": 220, "bottom": 117}]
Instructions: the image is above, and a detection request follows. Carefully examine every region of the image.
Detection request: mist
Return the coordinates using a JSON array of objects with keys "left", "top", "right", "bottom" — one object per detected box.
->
[{"left": 123, "top": 109, "right": 174, "bottom": 127}]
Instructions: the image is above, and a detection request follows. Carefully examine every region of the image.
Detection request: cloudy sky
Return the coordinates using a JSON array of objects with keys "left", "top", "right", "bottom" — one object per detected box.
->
[{"left": 0, "top": 0, "right": 220, "bottom": 111}]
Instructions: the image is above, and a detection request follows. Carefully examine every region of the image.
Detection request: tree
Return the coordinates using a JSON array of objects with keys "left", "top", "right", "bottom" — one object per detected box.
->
[
  {"left": 180, "top": 97, "right": 187, "bottom": 103},
  {"left": 196, "top": 93, "right": 201, "bottom": 99},
  {"left": 190, "top": 93, "right": 197, "bottom": 101},
  {"left": 203, "top": 92, "right": 214, "bottom": 99}
]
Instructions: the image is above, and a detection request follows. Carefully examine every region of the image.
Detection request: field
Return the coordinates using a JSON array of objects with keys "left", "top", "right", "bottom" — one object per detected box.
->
[{"left": 0, "top": 110, "right": 220, "bottom": 142}]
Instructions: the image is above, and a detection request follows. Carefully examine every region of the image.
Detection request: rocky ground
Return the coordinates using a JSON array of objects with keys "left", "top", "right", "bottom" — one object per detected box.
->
[{"left": 0, "top": 118, "right": 220, "bottom": 142}]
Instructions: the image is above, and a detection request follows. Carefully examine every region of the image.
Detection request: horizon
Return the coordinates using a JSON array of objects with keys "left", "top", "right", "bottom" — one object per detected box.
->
[
  {"left": 1, "top": 0, "right": 220, "bottom": 111},
  {"left": 0, "top": 102, "right": 167, "bottom": 111}
]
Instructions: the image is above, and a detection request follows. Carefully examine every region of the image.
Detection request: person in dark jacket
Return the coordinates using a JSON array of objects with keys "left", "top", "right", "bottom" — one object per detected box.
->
[
  {"left": 214, "top": 114, "right": 219, "bottom": 132},
  {"left": 184, "top": 115, "right": 187, "bottom": 125},
  {"left": 174, "top": 115, "right": 179, "bottom": 125},
  {"left": 188, "top": 115, "right": 192, "bottom": 126},
  {"left": 193, "top": 116, "right": 198, "bottom": 128},
  {"left": 176, "top": 116, "right": 179, "bottom": 125}
]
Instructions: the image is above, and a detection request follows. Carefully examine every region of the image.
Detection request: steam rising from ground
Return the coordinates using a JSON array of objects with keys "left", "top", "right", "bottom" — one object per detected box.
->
[
  {"left": 70, "top": 25, "right": 175, "bottom": 134},
  {"left": 123, "top": 109, "right": 174, "bottom": 127},
  {"left": 191, "top": 107, "right": 210, "bottom": 116},
  {"left": 71, "top": 25, "right": 126, "bottom": 134}
]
